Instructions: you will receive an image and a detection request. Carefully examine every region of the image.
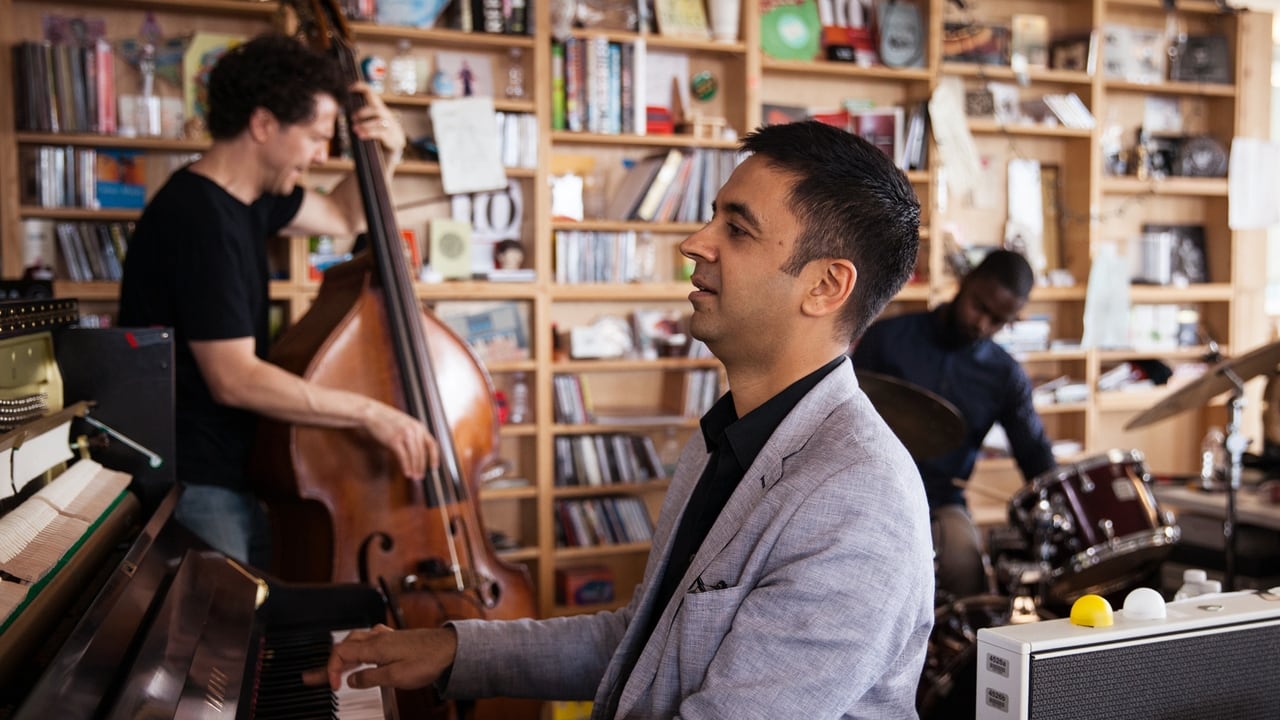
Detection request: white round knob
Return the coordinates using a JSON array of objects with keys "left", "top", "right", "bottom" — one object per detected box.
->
[{"left": 1123, "top": 587, "right": 1168, "bottom": 620}]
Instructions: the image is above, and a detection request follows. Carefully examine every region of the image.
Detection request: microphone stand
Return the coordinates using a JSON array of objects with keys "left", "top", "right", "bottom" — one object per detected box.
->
[{"left": 1220, "top": 368, "right": 1247, "bottom": 591}]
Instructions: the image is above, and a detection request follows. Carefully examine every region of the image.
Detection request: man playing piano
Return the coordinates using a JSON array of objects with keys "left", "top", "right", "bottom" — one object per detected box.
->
[
  {"left": 119, "top": 34, "right": 438, "bottom": 567},
  {"left": 308, "top": 122, "right": 935, "bottom": 718}
]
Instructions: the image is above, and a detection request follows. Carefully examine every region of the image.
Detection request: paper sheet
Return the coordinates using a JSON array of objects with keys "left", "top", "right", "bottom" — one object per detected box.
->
[
  {"left": 1228, "top": 137, "right": 1280, "bottom": 230},
  {"left": 928, "top": 77, "right": 985, "bottom": 207},
  {"left": 1081, "top": 243, "right": 1132, "bottom": 349},
  {"left": 429, "top": 97, "right": 508, "bottom": 196}
]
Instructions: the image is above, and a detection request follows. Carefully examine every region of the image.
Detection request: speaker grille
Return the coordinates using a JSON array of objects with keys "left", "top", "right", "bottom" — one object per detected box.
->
[{"left": 1027, "top": 623, "right": 1280, "bottom": 719}]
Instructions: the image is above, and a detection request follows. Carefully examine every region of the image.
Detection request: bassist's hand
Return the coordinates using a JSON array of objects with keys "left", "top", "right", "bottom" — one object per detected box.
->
[{"left": 363, "top": 401, "right": 439, "bottom": 480}]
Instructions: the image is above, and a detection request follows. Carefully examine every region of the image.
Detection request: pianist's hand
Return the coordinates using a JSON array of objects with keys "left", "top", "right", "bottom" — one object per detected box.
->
[{"left": 303, "top": 624, "right": 458, "bottom": 692}]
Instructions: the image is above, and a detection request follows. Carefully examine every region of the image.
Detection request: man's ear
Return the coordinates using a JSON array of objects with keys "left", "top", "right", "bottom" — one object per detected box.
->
[
  {"left": 801, "top": 258, "right": 856, "bottom": 319},
  {"left": 247, "top": 107, "right": 276, "bottom": 143}
]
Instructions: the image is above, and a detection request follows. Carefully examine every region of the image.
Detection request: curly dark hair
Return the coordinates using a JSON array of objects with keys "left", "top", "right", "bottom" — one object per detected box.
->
[
  {"left": 741, "top": 121, "right": 920, "bottom": 343},
  {"left": 205, "top": 33, "right": 348, "bottom": 140}
]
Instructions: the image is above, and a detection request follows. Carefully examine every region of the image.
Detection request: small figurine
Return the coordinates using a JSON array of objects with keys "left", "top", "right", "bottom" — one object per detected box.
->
[
  {"left": 495, "top": 239, "right": 525, "bottom": 270},
  {"left": 459, "top": 60, "right": 475, "bottom": 97}
]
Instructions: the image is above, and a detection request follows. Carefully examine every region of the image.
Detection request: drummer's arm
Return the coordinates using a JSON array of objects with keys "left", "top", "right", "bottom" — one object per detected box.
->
[{"left": 1003, "top": 369, "right": 1057, "bottom": 482}]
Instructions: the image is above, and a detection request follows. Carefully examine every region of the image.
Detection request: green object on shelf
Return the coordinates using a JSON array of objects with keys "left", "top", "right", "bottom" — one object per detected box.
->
[{"left": 760, "top": 0, "right": 821, "bottom": 61}]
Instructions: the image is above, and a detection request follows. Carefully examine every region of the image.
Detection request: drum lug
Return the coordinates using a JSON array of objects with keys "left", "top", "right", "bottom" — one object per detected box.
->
[{"left": 1098, "top": 518, "right": 1115, "bottom": 540}]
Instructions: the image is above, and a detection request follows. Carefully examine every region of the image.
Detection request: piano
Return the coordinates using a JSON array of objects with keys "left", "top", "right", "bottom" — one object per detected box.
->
[
  {"left": 12, "top": 484, "right": 398, "bottom": 719},
  {"left": 0, "top": 299, "right": 396, "bottom": 717}
]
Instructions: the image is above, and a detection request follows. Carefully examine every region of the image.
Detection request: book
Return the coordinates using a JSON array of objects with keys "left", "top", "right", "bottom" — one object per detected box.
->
[
  {"left": 20, "top": 219, "right": 57, "bottom": 273},
  {"left": 632, "top": 149, "right": 685, "bottom": 222},
  {"left": 654, "top": 0, "right": 709, "bottom": 40},
  {"left": 434, "top": 300, "right": 531, "bottom": 362},
  {"left": 851, "top": 107, "right": 904, "bottom": 168},
  {"left": 604, "top": 153, "right": 668, "bottom": 221},
  {"left": 96, "top": 148, "right": 145, "bottom": 210}
]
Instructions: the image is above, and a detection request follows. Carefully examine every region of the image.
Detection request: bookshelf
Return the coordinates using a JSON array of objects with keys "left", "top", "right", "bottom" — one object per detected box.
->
[{"left": 0, "top": 0, "right": 1272, "bottom": 620}]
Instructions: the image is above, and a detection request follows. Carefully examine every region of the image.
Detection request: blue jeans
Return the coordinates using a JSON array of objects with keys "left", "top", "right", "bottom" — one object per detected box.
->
[{"left": 174, "top": 483, "right": 271, "bottom": 569}]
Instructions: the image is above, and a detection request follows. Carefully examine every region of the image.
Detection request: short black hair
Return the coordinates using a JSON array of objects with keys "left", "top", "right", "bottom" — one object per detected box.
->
[
  {"left": 966, "top": 249, "right": 1035, "bottom": 299},
  {"left": 741, "top": 121, "right": 920, "bottom": 342},
  {"left": 205, "top": 33, "right": 348, "bottom": 140}
]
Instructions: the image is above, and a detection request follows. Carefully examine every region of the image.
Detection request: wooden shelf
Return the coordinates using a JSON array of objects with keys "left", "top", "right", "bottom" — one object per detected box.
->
[
  {"left": 565, "top": 28, "right": 748, "bottom": 56},
  {"left": 351, "top": 21, "right": 537, "bottom": 49},
  {"left": 12, "top": 0, "right": 278, "bottom": 16},
  {"left": 965, "top": 120, "right": 1094, "bottom": 138},
  {"left": 552, "top": 479, "right": 671, "bottom": 499},
  {"left": 20, "top": 206, "right": 141, "bottom": 221},
  {"left": 1100, "top": 176, "right": 1229, "bottom": 196},
  {"left": 554, "top": 358, "right": 720, "bottom": 372},
  {"left": 553, "top": 541, "right": 651, "bottom": 560},
  {"left": 1128, "top": 284, "right": 1234, "bottom": 302},
  {"left": 761, "top": 58, "right": 932, "bottom": 82},
  {"left": 15, "top": 132, "right": 208, "bottom": 152},
  {"left": 943, "top": 63, "right": 1093, "bottom": 85},
  {"left": 555, "top": 418, "right": 701, "bottom": 434},
  {"left": 1105, "top": 79, "right": 1236, "bottom": 97},
  {"left": 551, "top": 131, "right": 740, "bottom": 149},
  {"left": 550, "top": 283, "right": 694, "bottom": 301}
]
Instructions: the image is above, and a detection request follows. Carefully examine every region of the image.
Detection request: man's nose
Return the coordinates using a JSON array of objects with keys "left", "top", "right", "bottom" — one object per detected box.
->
[{"left": 679, "top": 224, "right": 714, "bottom": 262}]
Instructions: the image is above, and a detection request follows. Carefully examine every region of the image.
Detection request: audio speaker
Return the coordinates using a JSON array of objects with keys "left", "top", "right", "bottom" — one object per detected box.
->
[
  {"left": 429, "top": 219, "right": 473, "bottom": 280},
  {"left": 977, "top": 590, "right": 1280, "bottom": 719}
]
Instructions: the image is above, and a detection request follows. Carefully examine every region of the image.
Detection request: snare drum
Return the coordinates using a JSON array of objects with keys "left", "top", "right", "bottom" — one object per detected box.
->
[{"left": 1009, "top": 449, "right": 1179, "bottom": 602}]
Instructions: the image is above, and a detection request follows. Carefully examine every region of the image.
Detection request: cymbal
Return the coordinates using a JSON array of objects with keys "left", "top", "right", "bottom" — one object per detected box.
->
[
  {"left": 1125, "top": 339, "right": 1280, "bottom": 430},
  {"left": 856, "top": 369, "right": 967, "bottom": 461}
]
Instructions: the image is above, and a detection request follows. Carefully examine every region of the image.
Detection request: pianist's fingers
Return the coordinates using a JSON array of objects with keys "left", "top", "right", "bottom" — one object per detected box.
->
[{"left": 321, "top": 626, "right": 458, "bottom": 691}]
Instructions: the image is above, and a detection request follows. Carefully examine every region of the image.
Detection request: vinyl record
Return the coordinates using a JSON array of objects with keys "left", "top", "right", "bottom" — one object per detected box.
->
[{"left": 760, "top": 1, "right": 821, "bottom": 61}]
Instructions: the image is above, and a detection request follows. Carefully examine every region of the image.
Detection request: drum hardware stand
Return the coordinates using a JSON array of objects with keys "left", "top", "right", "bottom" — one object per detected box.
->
[
  {"left": 1219, "top": 368, "right": 1248, "bottom": 591},
  {"left": 1024, "top": 494, "right": 1061, "bottom": 617}
]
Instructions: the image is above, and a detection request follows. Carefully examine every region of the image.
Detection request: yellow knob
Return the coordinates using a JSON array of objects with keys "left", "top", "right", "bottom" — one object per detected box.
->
[{"left": 1069, "top": 594, "right": 1114, "bottom": 627}]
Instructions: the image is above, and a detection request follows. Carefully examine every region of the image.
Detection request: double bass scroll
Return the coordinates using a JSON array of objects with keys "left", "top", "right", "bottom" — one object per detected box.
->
[{"left": 252, "top": 0, "right": 535, "bottom": 644}]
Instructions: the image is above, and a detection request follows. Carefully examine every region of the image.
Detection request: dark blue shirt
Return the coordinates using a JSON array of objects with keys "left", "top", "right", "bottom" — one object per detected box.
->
[{"left": 852, "top": 307, "right": 1054, "bottom": 508}]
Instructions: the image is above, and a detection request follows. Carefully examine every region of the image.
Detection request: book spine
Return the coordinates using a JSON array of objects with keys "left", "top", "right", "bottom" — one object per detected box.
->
[
  {"left": 564, "top": 38, "right": 584, "bottom": 132},
  {"left": 607, "top": 42, "right": 623, "bottom": 135},
  {"left": 95, "top": 39, "right": 116, "bottom": 135},
  {"left": 551, "top": 42, "right": 566, "bottom": 131},
  {"left": 618, "top": 42, "right": 634, "bottom": 135}
]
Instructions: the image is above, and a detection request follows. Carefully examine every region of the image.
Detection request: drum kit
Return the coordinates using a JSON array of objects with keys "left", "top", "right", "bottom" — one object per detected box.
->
[{"left": 860, "top": 340, "right": 1280, "bottom": 720}]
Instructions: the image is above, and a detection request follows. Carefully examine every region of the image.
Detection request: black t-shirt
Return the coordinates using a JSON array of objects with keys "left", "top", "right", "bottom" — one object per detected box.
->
[{"left": 119, "top": 167, "right": 303, "bottom": 491}]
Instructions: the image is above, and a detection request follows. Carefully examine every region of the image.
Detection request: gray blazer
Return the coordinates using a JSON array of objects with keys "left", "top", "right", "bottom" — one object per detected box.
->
[{"left": 447, "top": 358, "right": 934, "bottom": 719}]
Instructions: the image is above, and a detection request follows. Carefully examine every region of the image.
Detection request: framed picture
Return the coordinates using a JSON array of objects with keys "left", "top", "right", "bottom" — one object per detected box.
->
[
  {"left": 1010, "top": 14, "right": 1049, "bottom": 68},
  {"left": 1138, "top": 223, "right": 1208, "bottom": 285},
  {"left": 1169, "top": 34, "right": 1231, "bottom": 84},
  {"left": 943, "top": 22, "right": 1011, "bottom": 65}
]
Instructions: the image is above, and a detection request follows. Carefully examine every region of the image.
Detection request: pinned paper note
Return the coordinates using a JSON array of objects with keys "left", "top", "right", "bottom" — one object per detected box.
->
[{"left": 429, "top": 97, "right": 508, "bottom": 196}]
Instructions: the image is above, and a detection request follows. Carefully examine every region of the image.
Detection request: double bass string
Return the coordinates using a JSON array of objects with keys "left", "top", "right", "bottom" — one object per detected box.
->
[{"left": 325, "top": 20, "right": 474, "bottom": 593}]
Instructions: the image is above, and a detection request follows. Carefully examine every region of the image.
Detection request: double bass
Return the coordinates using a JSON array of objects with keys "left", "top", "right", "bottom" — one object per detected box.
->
[{"left": 251, "top": 0, "right": 537, "bottom": 708}]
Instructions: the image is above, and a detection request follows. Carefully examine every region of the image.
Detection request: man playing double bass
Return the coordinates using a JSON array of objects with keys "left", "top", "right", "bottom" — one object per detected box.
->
[{"left": 119, "top": 33, "right": 439, "bottom": 568}]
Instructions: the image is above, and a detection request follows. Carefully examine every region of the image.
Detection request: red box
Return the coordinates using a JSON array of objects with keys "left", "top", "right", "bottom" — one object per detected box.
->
[{"left": 556, "top": 565, "right": 615, "bottom": 606}]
